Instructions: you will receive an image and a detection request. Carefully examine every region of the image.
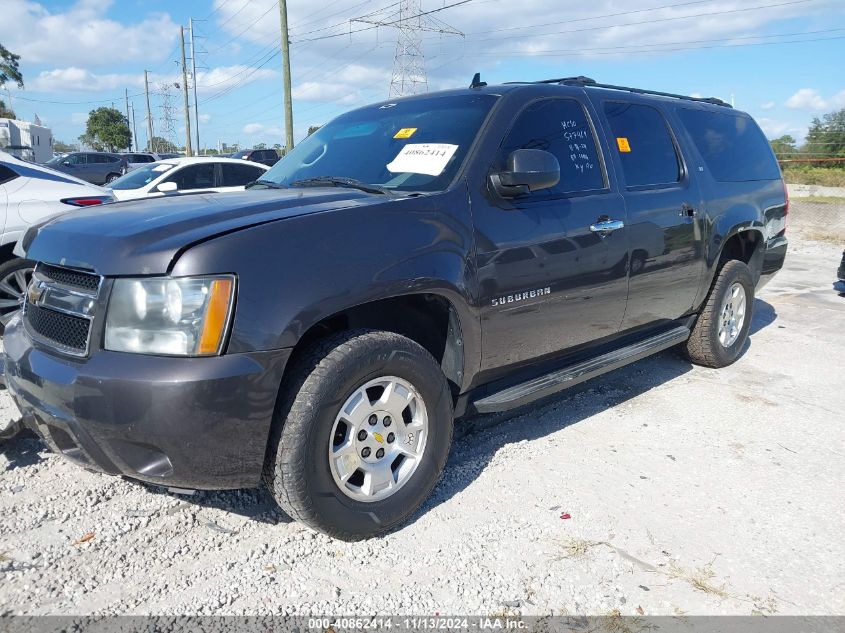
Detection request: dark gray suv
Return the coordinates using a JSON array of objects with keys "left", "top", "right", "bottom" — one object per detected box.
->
[{"left": 46, "top": 152, "right": 128, "bottom": 185}]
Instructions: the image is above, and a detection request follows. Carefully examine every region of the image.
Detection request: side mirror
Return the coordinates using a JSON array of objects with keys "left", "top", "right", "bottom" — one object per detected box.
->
[
  {"left": 157, "top": 181, "right": 178, "bottom": 193},
  {"left": 490, "top": 149, "right": 560, "bottom": 198}
]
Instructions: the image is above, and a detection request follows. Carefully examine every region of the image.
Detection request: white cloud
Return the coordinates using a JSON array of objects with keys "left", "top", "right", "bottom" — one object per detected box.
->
[
  {"left": 0, "top": 0, "right": 179, "bottom": 67},
  {"left": 757, "top": 118, "right": 793, "bottom": 138},
  {"left": 29, "top": 67, "right": 140, "bottom": 93},
  {"left": 760, "top": 101, "right": 775, "bottom": 111},
  {"left": 786, "top": 88, "right": 829, "bottom": 111},
  {"left": 243, "top": 122, "right": 284, "bottom": 137},
  {"left": 194, "top": 66, "right": 278, "bottom": 94},
  {"left": 198, "top": 113, "right": 212, "bottom": 124}
]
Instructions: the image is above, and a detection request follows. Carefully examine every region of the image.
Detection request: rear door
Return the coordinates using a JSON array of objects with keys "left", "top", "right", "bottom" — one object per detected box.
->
[
  {"left": 594, "top": 99, "right": 704, "bottom": 330},
  {"left": 218, "top": 162, "right": 267, "bottom": 192},
  {"left": 162, "top": 162, "right": 217, "bottom": 194},
  {"left": 473, "top": 96, "right": 629, "bottom": 371}
]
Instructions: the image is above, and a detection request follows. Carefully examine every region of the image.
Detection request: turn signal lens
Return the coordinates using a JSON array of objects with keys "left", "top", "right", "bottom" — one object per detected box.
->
[{"left": 198, "top": 278, "right": 234, "bottom": 355}]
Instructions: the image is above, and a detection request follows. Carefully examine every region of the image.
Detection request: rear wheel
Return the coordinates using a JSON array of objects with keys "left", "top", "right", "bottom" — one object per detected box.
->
[
  {"left": 105, "top": 172, "right": 120, "bottom": 183},
  {"left": 264, "top": 329, "right": 453, "bottom": 540},
  {"left": 0, "top": 258, "right": 35, "bottom": 333},
  {"left": 684, "top": 260, "right": 754, "bottom": 368}
]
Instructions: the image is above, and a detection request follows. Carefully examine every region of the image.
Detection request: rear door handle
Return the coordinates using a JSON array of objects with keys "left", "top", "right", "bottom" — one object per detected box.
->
[{"left": 590, "top": 219, "right": 625, "bottom": 234}]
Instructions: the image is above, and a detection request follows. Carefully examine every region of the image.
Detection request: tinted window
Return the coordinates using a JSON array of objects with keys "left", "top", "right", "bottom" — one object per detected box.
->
[
  {"left": 89, "top": 154, "right": 108, "bottom": 164},
  {"left": 165, "top": 163, "right": 216, "bottom": 190},
  {"left": 221, "top": 163, "right": 266, "bottom": 186},
  {"left": 677, "top": 109, "right": 781, "bottom": 181},
  {"left": 0, "top": 164, "right": 18, "bottom": 185},
  {"left": 498, "top": 98, "right": 605, "bottom": 196},
  {"left": 603, "top": 102, "right": 681, "bottom": 187},
  {"left": 68, "top": 154, "right": 87, "bottom": 165}
]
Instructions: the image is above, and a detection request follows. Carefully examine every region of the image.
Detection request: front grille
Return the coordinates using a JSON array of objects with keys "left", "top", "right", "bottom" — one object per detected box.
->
[
  {"left": 25, "top": 304, "right": 91, "bottom": 352},
  {"left": 24, "top": 263, "right": 103, "bottom": 356},
  {"left": 37, "top": 263, "right": 100, "bottom": 291}
]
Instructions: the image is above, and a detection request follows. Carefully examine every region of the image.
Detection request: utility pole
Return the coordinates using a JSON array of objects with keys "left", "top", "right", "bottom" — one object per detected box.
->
[
  {"left": 179, "top": 25, "right": 193, "bottom": 157},
  {"left": 129, "top": 103, "right": 139, "bottom": 155},
  {"left": 144, "top": 70, "right": 154, "bottom": 152},
  {"left": 278, "top": 0, "right": 294, "bottom": 152},
  {"left": 124, "top": 88, "right": 131, "bottom": 151},
  {"left": 189, "top": 18, "right": 201, "bottom": 155}
]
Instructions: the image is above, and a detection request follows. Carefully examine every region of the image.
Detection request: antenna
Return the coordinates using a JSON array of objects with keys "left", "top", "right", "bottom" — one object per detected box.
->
[{"left": 352, "top": 0, "right": 463, "bottom": 98}]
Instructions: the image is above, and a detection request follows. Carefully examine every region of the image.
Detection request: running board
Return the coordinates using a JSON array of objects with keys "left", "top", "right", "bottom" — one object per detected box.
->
[{"left": 472, "top": 326, "right": 690, "bottom": 414}]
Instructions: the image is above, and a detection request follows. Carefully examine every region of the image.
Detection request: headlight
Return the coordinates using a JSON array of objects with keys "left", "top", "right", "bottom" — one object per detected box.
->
[{"left": 105, "top": 275, "right": 235, "bottom": 356}]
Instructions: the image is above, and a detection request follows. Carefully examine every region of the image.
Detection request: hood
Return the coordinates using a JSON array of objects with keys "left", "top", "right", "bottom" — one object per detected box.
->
[{"left": 24, "top": 188, "right": 392, "bottom": 275}]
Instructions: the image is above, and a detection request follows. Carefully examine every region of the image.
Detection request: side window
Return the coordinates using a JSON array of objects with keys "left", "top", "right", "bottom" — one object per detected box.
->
[
  {"left": 603, "top": 102, "right": 681, "bottom": 187},
  {"left": 0, "top": 164, "right": 18, "bottom": 185},
  {"left": 166, "top": 164, "right": 216, "bottom": 190},
  {"left": 70, "top": 154, "right": 87, "bottom": 165},
  {"left": 221, "top": 163, "right": 266, "bottom": 186},
  {"left": 107, "top": 155, "right": 121, "bottom": 163},
  {"left": 676, "top": 108, "right": 781, "bottom": 182},
  {"left": 499, "top": 98, "right": 605, "bottom": 196},
  {"left": 90, "top": 154, "right": 108, "bottom": 164}
]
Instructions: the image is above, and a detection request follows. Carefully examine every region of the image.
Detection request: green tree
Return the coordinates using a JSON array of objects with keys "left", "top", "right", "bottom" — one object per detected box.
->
[
  {"left": 254, "top": 142, "right": 267, "bottom": 150},
  {"left": 307, "top": 125, "right": 321, "bottom": 136},
  {"left": 53, "top": 140, "right": 78, "bottom": 153},
  {"left": 803, "top": 107, "right": 845, "bottom": 163},
  {"left": 145, "top": 136, "right": 178, "bottom": 153},
  {"left": 769, "top": 135, "right": 797, "bottom": 158},
  {"left": 79, "top": 107, "right": 131, "bottom": 152},
  {"left": 0, "top": 99, "right": 14, "bottom": 119},
  {"left": 0, "top": 43, "right": 24, "bottom": 89}
]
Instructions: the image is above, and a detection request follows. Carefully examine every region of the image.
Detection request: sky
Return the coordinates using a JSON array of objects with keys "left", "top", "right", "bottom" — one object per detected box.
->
[{"left": 2, "top": 0, "right": 844, "bottom": 152}]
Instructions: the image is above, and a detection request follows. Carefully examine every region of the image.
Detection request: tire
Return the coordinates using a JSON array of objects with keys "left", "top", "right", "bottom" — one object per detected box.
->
[
  {"left": 263, "top": 329, "right": 453, "bottom": 540},
  {"left": 684, "top": 259, "right": 754, "bottom": 368},
  {"left": 105, "top": 173, "right": 120, "bottom": 183},
  {"left": 0, "top": 257, "right": 35, "bottom": 334}
]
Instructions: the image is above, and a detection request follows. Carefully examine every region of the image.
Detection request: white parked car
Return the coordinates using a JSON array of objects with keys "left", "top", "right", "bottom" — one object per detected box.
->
[
  {"left": 106, "top": 157, "right": 270, "bottom": 201},
  {"left": 0, "top": 151, "right": 114, "bottom": 328}
]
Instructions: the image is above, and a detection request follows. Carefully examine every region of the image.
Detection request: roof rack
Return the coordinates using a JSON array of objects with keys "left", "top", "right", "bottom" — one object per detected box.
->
[{"left": 529, "top": 76, "right": 731, "bottom": 108}]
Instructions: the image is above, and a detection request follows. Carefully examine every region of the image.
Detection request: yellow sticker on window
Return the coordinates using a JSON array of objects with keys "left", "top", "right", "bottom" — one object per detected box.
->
[
  {"left": 394, "top": 127, "right": 418, "bottom": 139},
  {"left": 616, "top": 137, "right": 631, "bottom": 152}
]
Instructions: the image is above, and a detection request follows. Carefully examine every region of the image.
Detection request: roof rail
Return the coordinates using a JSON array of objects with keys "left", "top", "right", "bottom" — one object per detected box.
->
[{"left": 532, "top": 76, "right": 731, "bottom": 108}]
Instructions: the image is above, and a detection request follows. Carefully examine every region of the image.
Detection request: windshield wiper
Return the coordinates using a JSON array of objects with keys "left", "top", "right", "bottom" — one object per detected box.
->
[
  {"left": 245, "top": 179, "right": 288, "bottom": 190},
  {"left": 289, "top": 176, "right": 391, "bottom": 195}
]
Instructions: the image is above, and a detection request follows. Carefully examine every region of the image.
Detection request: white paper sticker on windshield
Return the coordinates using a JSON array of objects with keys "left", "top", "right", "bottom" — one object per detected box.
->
[{"left": 386, "top": 143, "right": 458, "bottom": 176}]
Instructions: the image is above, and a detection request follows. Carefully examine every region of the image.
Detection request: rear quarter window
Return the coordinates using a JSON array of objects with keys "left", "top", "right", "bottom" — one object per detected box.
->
[
  {"left": 677, "top": 108, "right": 781, "bottom": 181},
  {"left": 0, "top": 164, "right": 18, "bottom": 185}
]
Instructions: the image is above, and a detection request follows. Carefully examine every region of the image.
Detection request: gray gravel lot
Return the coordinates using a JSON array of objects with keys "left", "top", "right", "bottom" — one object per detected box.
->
[{"left": 1, "top": 234, "right": 843, "bottom": 616}]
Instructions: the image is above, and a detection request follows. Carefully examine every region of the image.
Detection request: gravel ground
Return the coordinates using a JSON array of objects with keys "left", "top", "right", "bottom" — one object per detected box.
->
[{"left": 1, "top": 235, "right": 843, "bottom": 617}]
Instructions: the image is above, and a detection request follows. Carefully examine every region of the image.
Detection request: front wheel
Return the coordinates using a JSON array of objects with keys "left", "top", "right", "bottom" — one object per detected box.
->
[
  {"left": 105, "top": 172, "right": 120, "bottom": 183},
  {"left": 0, "top": 258, "right": 35, "bottom": 333},
  {"left": 684, "top": 259, "right": 754, "bottom": 368},
  {"left": 264, "top": 330, "right": 453, "bottom": 540}
]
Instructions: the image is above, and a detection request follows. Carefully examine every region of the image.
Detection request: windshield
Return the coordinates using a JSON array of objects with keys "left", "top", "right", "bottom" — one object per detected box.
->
[
  {"left": 230, "top": 151, "right": 249, "bottom": 159},
  {"left": 46, "top": 155, "right": 66, "bottom": 164},
  {"left": 260, "top": 93, "right": 498, "bottom": 192},
  {"left": 107, "top": 163, "right": 174, "bottom": 190}
]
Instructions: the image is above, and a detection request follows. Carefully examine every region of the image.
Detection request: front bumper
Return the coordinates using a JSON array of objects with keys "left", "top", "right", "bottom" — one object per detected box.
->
[{"left": 3, "top": 315, "right": 290, "bottom": 490}]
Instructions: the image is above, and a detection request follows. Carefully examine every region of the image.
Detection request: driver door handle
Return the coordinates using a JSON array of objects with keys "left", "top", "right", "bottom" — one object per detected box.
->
[{"left": 589, "top": 219, "right": 625, "bottom": 234}]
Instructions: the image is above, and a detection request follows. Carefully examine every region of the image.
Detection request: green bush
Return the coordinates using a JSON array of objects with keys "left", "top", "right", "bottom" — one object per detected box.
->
[{"left": 781, "top": 166, "right": 845, "bottom": 187}]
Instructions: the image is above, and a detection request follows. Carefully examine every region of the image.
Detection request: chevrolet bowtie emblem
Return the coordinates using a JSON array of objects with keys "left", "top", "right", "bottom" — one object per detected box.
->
[{"left": 372, "top": 432, "right": 385, "bottom": 444}]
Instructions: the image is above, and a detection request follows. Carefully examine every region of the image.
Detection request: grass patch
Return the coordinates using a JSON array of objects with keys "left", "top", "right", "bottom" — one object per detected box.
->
[
  {"left": 558, "top": 537, "right": 605, "bottom": 560},
  {"left": 798, "top": 196, "right": 845, "bottom": 204},
  {"left": 782, "top": 166, "right": 845, "bottom": 187},
  {"left": 668, "top": 562, "right": 729, "bottom": 598}
]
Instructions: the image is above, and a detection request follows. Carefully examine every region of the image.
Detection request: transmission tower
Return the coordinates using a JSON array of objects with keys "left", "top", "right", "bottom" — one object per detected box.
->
[
  {"left": 158, "top": 83, "right": 178, "bottom": 152},
  {"left": 353, "top": 0, "right": 463, "bottom": 98}
]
